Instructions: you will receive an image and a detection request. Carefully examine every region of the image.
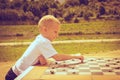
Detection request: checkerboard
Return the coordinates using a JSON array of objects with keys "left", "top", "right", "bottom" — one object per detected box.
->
[{"left": 44, "top": 57, "right": 120, "bottom": 75}]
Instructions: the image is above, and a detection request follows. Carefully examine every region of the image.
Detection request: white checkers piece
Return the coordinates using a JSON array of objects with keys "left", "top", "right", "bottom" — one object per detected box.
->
[
  {"left": 67, "top": 69, "right": 79, "bottom": 75},
  {"left": 50, "top": 59, "right": 82, "bottom": 67},
  {"left": 45, "top": 69, "right": 57, "bottom": 75}
]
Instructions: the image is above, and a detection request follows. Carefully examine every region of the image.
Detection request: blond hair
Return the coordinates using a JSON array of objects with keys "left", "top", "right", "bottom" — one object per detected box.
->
[{"left": 38, "top": 15, "right": 60, "bottom": 29}]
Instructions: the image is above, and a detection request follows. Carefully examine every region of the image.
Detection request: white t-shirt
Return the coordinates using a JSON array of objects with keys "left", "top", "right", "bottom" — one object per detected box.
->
[{"left": 12, "top": 34, "right": 57, "bottom": 75}]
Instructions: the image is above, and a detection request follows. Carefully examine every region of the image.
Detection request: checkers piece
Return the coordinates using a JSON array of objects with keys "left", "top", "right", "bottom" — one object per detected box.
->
[
  {"left": 115, "top": 67, "right": 120, "bottom": 69},
  {"left": 105, "top": 64, "right": 109, "bottom": 67}
]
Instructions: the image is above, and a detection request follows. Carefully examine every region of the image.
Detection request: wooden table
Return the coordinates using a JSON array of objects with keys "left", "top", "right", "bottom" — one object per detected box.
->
[{"left": 15, "top": 65, "right": 120, "bottom": 80}]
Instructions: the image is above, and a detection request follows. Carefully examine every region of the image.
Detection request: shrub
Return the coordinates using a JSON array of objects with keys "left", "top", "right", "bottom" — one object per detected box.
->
[
  {"left": 99, "top": 6, "right": 106, "bottom": 15},
  {"left": 16, "top": 33, "right": 23, "bottom": 37},
  {"left": 0, "top": 9, "right": 19, "bottom": 21},
  {"left": 74, "top": 18, "right": 79, "bottom": 23}
]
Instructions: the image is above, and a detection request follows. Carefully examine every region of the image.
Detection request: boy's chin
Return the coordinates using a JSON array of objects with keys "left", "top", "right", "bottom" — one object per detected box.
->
[
  {"left": 51, "top": 38, "right": 56, "bottom": 41},
  {"left": 49, "top": 38, "right": 54, "bottom": 41}
]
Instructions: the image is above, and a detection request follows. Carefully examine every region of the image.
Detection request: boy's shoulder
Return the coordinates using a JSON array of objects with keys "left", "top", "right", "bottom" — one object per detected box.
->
[{"left": 35, "top": 34, "right": 51, "bottom": 44}]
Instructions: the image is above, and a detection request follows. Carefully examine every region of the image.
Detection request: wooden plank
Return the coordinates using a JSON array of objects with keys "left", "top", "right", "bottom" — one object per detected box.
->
[
  {"left": 92, "top": 75, "right": 120, "bottom": 80},
  {"left": 23, "top": 66, "right": 47, "bottom": 80},
  {"left": 22, "top": 66, "right": 47, "bottom": 80},
  {"left": 15, "top": 66, "right": 34, "bottom": 80},
  {"left": 41, "top": 75, "right": 92, "bottom": 80}
]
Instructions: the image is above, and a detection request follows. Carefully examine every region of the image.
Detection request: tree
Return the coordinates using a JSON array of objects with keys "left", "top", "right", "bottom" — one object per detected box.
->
[
  {"left": 83, "top": 13, "right": 90, "bottom": 21},
  {"left": 98, "top": 0, "right": 106, "bottom": 2},
  {"left": 0, "top": 3, "right": 7, "bottom": 9},
  {"left": 22, "top": 2, "right": 29, "bottom": 12},
  {"left": 40, "top": 3, "right": 49, "bottom": 14},
  {"left": 99, "top": 6, "right": 106, "bottom": 15},
  {"left": 0, "top": 10, "right": 19, "bottom": 21},
  {"left": 79, "top": 0, "right": 89, "bottom": 5},
  {"left": 0, "top": 0, "right": 9, "bottom": 3},
  {"left": 29, "top": 6, "right": 40, "bottom": 17},
  {"left": 51, "top": 9, "right": 62, "bottom": 18},
  {"left": 0, "top": 0, "right": 10, "bottom": 9},
  {"left": 10, "top": 0, "right": 23, "bottom": 9},
  {"left": 65, "top": 0, "right": 79, "bottom": 7},
  {"left": 25, "top": 11, "right": 34, "bottom": 20},
  {"left": 64, "top": 12, "right": 75, "bottom": 22},
  {"left": 50, "top": 2, "right": 58, "bottom": 8},
  {"left": 74, "top": 18, "right": 79, "bottom": 23}
]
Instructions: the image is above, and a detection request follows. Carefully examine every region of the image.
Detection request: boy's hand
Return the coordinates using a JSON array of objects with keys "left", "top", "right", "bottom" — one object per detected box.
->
[
  {"left": 52, "top": 54, "right": 84, "bottom": 62},
  {"left": 75, "top": 55, "right": 84, "bottom": 63},
  {"left": 39, "top": 55, "right": 47, "bottom": 65}
]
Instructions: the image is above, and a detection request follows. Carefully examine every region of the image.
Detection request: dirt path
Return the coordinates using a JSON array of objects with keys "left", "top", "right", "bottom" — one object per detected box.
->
[{"left": 0, "top": 39, "right": 120, "bottom": 46}]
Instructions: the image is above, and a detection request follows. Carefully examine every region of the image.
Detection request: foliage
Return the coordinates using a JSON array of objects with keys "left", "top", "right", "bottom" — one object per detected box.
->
[
  {"left": 0, "top": 0, "right": 120, "bottom": 24},
  {"left": 0, "top": 9, "right": 19, "bottom": 21},
  {"left": 99, "top": 6, "right": 106, "bottom": 15},
  {"left": 0, "top": 20, "right": 120, "bottom": 42}
]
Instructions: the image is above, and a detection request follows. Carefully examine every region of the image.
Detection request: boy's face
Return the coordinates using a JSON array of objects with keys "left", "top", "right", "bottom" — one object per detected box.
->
[{"left": 43, "top": 22, "right": 60, "bottom": 41}]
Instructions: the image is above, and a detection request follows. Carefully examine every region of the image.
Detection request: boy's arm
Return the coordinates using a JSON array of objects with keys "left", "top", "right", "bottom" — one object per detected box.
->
[
  {"left": 52, "top": 54, "right": 84, "bottom": 62},
  {"left": 39, "top": 55, "right": 47, "bottom": 65}
]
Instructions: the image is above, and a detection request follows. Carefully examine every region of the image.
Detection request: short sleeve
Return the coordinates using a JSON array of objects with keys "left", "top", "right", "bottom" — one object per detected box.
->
[{"left": 38, "top": 42, "right": 57, "bottom": 59}]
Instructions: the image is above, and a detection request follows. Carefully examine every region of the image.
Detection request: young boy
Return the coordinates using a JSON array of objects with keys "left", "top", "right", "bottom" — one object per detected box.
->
[{"left": 5, "top": 15, "right": 84, "bottom": 80}]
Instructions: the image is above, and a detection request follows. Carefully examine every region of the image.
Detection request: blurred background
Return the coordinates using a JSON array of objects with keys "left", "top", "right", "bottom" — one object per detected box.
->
[
  {"left": 0, "top": 0, "right": 120, "bottom": 61},
  {"left": 0, "top": 0, "right": 120, "bottom": 24},
  {"left": 0, "top": 0, "right": 120, "bottom": 79}
]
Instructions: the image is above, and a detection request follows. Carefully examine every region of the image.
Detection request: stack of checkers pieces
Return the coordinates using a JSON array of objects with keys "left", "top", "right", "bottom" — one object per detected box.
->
[{"left": 44, "top": 57, "right": 120, "bottom": 75}]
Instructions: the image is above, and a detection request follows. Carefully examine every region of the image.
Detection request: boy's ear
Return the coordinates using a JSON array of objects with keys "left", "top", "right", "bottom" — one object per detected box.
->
[{"left": 43, "top": 27, "right": 47, "bottom": 32}]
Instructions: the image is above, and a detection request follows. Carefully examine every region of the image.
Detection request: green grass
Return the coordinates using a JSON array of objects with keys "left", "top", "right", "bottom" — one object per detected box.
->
[
  {"left": 54, "top": 41, "right": 120, "bottom": 54},
  {"left": 60, "top": 20, "right": 120, "bottom": 34},
  {"left": 0, "top": 20, "right": 120, "bottom": 35},
  {"left": 0, "top": 41, "right": 120, "bottom": 62},
  {"left": 56, "top": 34, "right": 120, "bottom": 41},
  {"left": 0, "top": 20, "right": 120, "bottom": 42},
  {"left": 0, "top": 45, "right": 28, "bottom": 62}
]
